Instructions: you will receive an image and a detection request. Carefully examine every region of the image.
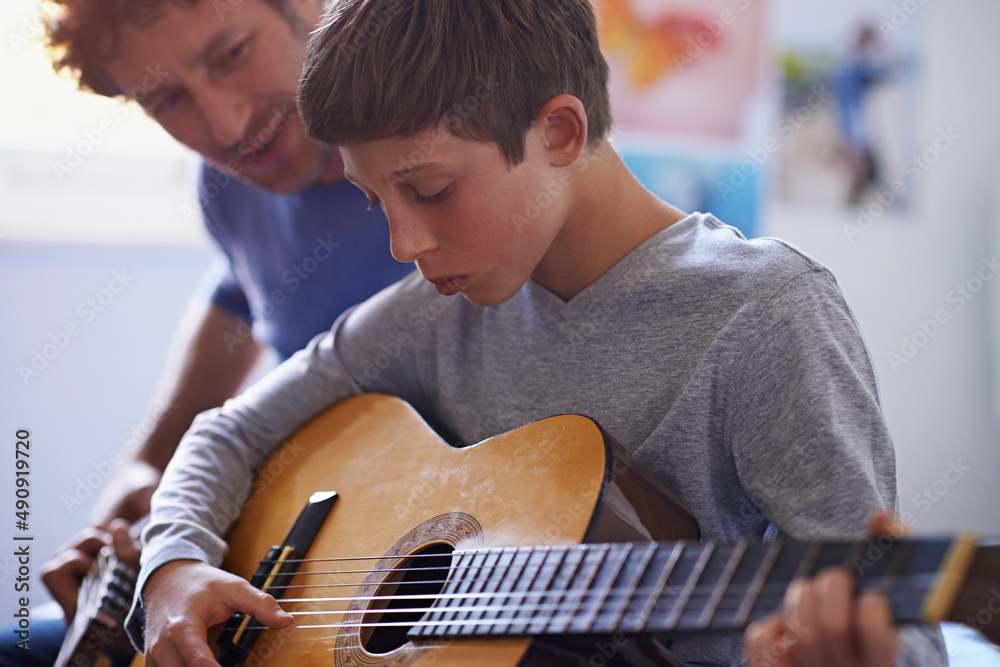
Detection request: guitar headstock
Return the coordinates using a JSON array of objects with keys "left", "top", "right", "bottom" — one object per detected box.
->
[{"left": 947, "top": 540, "right": 1000, "bottom": 645}]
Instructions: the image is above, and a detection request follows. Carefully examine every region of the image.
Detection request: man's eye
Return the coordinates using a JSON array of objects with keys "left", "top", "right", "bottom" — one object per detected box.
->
[
  {"left": 152, "top": 90, "right": 185, "bottom": 117},
  {"left": 367, "top": 196, "right": 383, "bottom": 211},
  {"left": 216, "top": 39, "right": 250, "bottom": 70}
]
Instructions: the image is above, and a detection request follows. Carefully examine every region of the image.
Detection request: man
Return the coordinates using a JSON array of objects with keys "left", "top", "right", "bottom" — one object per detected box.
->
[
  {"left": 130, "top": 1, "right": 945, "bottom": 665},
  {"left": 2, "top": 0, "right": 411, "bottom": 664}
]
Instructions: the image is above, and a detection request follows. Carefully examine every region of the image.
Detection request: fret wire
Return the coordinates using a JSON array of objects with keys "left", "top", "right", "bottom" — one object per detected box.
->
[
  {"left": 430, "top": 552, "right": 476, "bottom": 634},
  {"left": 878, "top": 541, "right": 915, "bottom": 596},
  {"left": 275, "top": 567, "right": 940, "bottom": 608},
  {"left": 476, "top": 548, "right": 516, "bottom": 636},
  {"left": 541, "top": 546, "right": 587, "bottom": 635},
  {"left": 698, "top": 541, "right": 747, "bottom": 629},
  {"left": 526, "top": 547, "right": 571, "bottom": 635},
  {"left": 795, "top": 543, "right": 822, "bottom": 580},
  {"left": 506, "top": 546, "right": 552, "bottom": 635},
  {"left": 636, "top": 542, "right": 684, "bottom": 632},
  {"left": 448, "top": 551, "right": 489, "bottom": 635},
  {"left": 581, "top": 544, "right": 633, "bottom": 634},
  {"left": 491, "top": 548, "right": 532, "bottom": 635},
  {"left": 608, "top": 542, "right": 659, "bottom": 633},
  {"left": 734, "top": 540, "right": 782, "bottom": 627},
  {"left": 564, "top": 545, "right": 610, "bottom": 634},
  {"left": 462, "top": 549, "right": 503, "bottom": 636},
  {"left": 663, "top": 543, "right": 714, "bottom": 631}
]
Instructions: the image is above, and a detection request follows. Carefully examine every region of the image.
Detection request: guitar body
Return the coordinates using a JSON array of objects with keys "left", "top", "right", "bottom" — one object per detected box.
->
[{"left": 206, "top": 394, "right": 696, "bottom": 666}]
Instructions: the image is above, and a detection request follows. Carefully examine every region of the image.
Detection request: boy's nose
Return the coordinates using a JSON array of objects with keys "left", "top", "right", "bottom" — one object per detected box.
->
[{"left": 388, "top": 212, "right": 438, "bottom": 263}]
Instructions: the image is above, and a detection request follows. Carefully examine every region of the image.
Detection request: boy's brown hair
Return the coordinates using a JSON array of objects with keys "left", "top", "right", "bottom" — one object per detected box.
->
[
  {"left": 300, "top": 0, "right": 612, "bottom": 165},
  {"left": 44, "top": 0, "right": 300, "bottom": 98}
]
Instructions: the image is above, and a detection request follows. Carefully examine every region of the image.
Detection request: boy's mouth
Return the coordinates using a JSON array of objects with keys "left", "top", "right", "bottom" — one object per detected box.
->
[{"left": 430, "top": 275, "right": 469, "bottom": 296}]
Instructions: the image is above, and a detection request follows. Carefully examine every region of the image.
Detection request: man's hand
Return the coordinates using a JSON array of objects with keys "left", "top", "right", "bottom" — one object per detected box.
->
[
  {"left": 142, "top": 560, "right": 293, "bottom": 667},
  {"left": 40, "top": 519, "right": 141, "bottom": 624},
  {"left": 743, "top": 511, "right": 904, "bottom": 667}
]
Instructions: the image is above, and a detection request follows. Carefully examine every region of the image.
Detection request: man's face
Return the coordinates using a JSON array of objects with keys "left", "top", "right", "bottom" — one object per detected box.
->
[
  {"left": 105, "top": 0, "right": 331, "bottom": 194},
  {"left": 340, "top": 127, "right": 569, "bottom": 307}
]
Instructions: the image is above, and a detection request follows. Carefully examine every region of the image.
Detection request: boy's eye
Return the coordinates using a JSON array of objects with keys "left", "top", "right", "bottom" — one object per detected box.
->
[{"left": 414, "top": 186, "right": 452, "bottom": 206}]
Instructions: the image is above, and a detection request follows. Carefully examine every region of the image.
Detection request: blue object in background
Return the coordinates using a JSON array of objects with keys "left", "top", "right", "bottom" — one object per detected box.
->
[{"left": 620, "top": 145, "right": 763, "bottom": 239}]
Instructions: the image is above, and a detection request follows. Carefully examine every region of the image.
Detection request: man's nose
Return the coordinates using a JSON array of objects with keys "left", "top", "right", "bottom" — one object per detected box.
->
[{"left": 199, "top": 87, "right": 253, "bottom": 148}]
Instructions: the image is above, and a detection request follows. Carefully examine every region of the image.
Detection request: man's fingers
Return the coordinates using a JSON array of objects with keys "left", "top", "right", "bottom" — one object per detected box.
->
[
  {"left": 108, "top": 518, "right": 141, "bottom": 569},
  {"left": 40, "top": 548, "right": 99, "bottom": 623},
  {"left": 55, "top": 527, "right": 110, "bottom": 559}
]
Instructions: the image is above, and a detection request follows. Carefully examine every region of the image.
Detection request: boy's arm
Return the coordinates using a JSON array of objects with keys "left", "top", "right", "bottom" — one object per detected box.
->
[{"left": 123, "top": 326, "right": 360, "bottom": 654}]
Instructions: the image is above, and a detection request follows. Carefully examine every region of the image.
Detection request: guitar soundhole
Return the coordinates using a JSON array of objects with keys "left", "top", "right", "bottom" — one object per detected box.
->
[{"left": 361, "top": 542, "right": 454, "bottom": 655}]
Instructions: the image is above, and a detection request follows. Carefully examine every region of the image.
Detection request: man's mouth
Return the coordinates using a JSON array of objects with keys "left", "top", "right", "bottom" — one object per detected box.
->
[{"left": 236, "top": 107, "right": 291, "bottom": 162}]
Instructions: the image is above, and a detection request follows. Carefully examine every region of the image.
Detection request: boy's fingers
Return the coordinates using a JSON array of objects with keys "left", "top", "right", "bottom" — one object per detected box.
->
[
  {"left": 745, "top": 616, "right": 788, "bottom": 667},
  {"left": 813, "top": 568, "right": 855, "bottom": 665},
  {"left": 233, "top": 583, "right": 294, "bottom": 628},
  {"left": 856, "top": 592, "right": 899, "bottom": 667},
  {"left": 867, "top": 510, "right": 907, "bottom": 538}
]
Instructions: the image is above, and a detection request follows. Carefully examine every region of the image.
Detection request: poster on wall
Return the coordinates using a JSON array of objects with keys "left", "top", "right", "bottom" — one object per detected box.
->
[
  {"left": 592, "top": 0, "right": 771, "bottom": 236},
  {"left": 773, "top": 0, "right": 924, "bottom": 217}
]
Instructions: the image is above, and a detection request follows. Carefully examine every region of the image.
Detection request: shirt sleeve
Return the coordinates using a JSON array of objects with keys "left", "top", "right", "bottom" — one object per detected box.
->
[
  {"left": 726, "top": 268, "right": 947, "bottom": 666},
  {"left": 202, "top": 254, "right": 252, "bottom": 323},
  {"left": 123, "top": 320, "right": 363, "bottom": 648},
  {"left": 727, "top": 268, "right": 896, "bottom": 540}
]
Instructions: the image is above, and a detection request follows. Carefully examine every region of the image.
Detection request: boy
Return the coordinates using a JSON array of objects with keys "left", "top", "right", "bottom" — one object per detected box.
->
[{"left": 127, "top": 1, "right": 945, "bottom": 665}]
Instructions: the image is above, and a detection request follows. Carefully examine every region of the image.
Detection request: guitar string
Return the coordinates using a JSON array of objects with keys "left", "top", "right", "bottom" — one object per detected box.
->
[
  {"left": 225, "top": 573, "right": 930, "bottom": 632},
  {"left": 259, "top": 570, "right": 933, "bottom": 600}
]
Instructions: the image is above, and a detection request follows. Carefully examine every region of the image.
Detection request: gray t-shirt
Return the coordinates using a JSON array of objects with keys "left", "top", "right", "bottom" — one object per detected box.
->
[{"left": 126, "top": 212, "right": 944, "bottom": 665}]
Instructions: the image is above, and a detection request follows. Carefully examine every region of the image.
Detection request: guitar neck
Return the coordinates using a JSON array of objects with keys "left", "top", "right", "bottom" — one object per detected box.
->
[{"left": 410, "top": 537, "right": 1000, "bottom": 643}]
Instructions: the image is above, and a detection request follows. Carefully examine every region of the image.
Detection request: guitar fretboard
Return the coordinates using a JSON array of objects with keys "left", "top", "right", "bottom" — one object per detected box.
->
[{"left": 409, "top": 538, "right": 954, "bottom": 639}]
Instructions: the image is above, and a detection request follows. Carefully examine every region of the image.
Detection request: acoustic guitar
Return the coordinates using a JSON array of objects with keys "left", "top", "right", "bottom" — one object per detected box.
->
[{"left": 66, "top": 394, "right": 999, "bottom": 666}]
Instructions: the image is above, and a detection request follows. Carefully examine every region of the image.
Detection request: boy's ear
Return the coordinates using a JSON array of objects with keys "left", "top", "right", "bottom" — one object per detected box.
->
[{"left": 537, "top": 95, "right": 588, "bottom": 169}]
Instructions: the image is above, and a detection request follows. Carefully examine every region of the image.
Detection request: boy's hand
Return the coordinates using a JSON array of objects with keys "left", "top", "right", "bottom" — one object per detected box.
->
[
  {"left": 142, "top": 560, "right": 294, "bottom": 667},
  {"left": 744, "top": 511, "right": 903, "bottom": 667}
]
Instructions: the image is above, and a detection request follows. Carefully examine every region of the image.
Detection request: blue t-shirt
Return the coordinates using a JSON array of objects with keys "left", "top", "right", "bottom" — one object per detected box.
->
[{"left": 198, "top": 163, "right": 414, "bottom": 360}]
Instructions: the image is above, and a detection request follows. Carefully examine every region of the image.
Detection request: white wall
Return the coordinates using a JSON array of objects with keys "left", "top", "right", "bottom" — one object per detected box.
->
[
  {"left": 0, "top": 243, "right": 212, "bottom": 620},
  {"left": 764, "top": 0, "right": 1000, "bottom": 534}
]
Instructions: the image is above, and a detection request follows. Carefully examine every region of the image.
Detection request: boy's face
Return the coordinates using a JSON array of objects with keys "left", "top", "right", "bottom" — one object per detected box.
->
[
  {"left": 104, "top": 0, "right": 333, "bottom": 194},
  {"left": 341, "top": 128, "right": 568, "bottom": 307}
]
